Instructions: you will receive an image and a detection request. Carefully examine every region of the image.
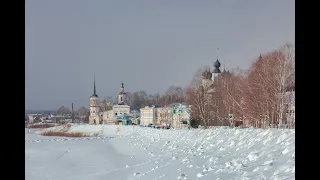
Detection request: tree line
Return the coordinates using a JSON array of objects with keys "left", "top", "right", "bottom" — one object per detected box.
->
[
  {"left": 56, "top": 106, "right": 90, "bottom": 123},
  {"left": 186, "top": 43, "right": 295, "bottom": 129},
  {"left": 124, "top": 85, "right": 185, "bottom": 110}
]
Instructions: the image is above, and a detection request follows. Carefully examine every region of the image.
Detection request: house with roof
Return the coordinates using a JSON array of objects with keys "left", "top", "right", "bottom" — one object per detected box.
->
[
  {"left": 140, "top": 106, "right": 157, "bottom": 125},
  {"left": 139, "top": 103, "right": 192, "bottom": 128}
]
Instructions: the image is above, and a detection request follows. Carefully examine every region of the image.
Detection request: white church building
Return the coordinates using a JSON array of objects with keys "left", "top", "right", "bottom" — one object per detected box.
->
[{"left": 88, "top": 80, "right": 131, "bottom": 125}]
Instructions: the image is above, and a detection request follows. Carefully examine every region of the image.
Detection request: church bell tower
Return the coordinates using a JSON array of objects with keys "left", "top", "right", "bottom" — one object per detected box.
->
[
  {"left": 89, "top": 76, "right": 100, "bottom": 124},
  {"left": 117, "top": 82, "right": 125, "bottom": 105}
]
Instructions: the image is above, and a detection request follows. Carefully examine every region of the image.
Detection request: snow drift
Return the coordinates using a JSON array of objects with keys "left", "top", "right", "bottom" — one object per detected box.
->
[{"left": 26, "top": 125, "right": 295, "bottom": 180}]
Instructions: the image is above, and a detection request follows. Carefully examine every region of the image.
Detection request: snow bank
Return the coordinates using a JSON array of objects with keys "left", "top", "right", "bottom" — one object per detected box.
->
[
  {"left": 112, "top": 126, "right": 294, "bottom": 180},
  {"left": 38, "top": 124, "right": 134, "bottom": 137},
  {"left": 29, "top": 125, "right": 294, "bottom": 180}
]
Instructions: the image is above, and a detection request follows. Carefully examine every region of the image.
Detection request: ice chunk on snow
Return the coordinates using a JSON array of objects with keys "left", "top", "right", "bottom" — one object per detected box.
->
[
  {"left": 203, "top": 167, "right": 208, "bottom": 172},
  {"left": 263, "top": 160, "right": 274, "bottom": 166},
  {"left": 247, "top": 152, "right": 259, "bottom": 161},
  {"left": 177, "top": 173, "right": 187, "bottom": 179},
  {"left": 197, "top": 172, "right": 206, "bottom": 178},
  {"left": 282, "top": 148, "right": 290, "bottom": 154}
]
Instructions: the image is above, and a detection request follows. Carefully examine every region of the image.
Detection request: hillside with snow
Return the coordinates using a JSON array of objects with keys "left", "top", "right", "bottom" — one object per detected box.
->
[{"left": 25, "top": 125, "right": 295, "bottom": 180}]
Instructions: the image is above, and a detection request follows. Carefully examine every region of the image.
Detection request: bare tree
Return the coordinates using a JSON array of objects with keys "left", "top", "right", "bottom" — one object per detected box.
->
[
  {"left": 77, "top": 107, "right": 89, "bottom": 124},
  {"left": 56, "top": 106, "right": 71, "bottom": 124},
  {"left": 184, "top": 44, "right": 294, "bottom": 129},
  {"left": 100, "top": 99, "right": 112, "bottom": 112},
  {"left": 154, "top": 93, "right": 161, "bottom": 105},
  {"left": 243, "top": 43, "right": 295, "bottom": 128},
  {"left": 163, "top": 85, "right": 185, "bottom": 105},
  {"left": 147, "top": 94, "right": 155, "bottom": 106},
  {"left": 186, "top": 67, "right": 214, "bottom": 128},
  {"left": 216, "top": 71, "right": 235, "bottom": 126},
  {"left": 57, "top": 106, "right": 71, "bottom": 115},
  {"left": 125, "top": 92, "right": 133, "bottom": 105}
]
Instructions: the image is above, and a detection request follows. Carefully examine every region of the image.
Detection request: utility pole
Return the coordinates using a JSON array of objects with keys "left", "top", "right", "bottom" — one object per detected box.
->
[{"left": 71, "top": 103, "right": 74, "bottom": 123}]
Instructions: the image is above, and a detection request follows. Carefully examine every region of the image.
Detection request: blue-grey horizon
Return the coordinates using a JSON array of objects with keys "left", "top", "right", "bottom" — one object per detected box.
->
[{"left": 26, "top": 0, "right": 294, "bottom": 111}]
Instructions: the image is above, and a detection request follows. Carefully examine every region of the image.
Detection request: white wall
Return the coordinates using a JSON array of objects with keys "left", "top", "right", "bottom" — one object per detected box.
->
[
  {"left": 89, "top": 96, "right": 99, "bottom": 116},
  {"left": 140, "top": 106, "right": 156, "bottom": 125},
  {"left": 89, "top": 115, "right": 100, "bottom": 124},
  {"left": 103, "top": 110, "right": 115, "bottom": 122},
  {"left": 113, "top": 105, "right": 130, "bottom": 116},
  {"left": 101, "top": 105, "right": 131, "bottom": 123},
  {"left": 156, "top": 107, "right": 173, "bottom": 125}
]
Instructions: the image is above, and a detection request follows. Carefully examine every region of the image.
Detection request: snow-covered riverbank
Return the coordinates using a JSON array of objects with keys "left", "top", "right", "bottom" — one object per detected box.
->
[{"left": 25, "top": 125, "right": 295, "bottom": 180}]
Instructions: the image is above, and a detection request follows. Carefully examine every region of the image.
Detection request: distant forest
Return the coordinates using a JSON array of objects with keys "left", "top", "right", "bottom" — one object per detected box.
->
[{"left": 25, "top": 110, "right": 56, "bottom": 115}]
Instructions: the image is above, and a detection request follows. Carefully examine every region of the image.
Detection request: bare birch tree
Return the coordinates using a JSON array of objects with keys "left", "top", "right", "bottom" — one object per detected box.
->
[
  {"left": 186, "top": 67, "right": 214, "bottom": 128},
  {"left": 243, "top": 43, "right": 295, "bottom": 128}
]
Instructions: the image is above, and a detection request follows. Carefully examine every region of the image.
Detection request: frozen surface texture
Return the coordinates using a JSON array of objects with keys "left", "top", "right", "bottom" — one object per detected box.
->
[{"left": 25, "top": 125, "right": 295, "bottom": 180}]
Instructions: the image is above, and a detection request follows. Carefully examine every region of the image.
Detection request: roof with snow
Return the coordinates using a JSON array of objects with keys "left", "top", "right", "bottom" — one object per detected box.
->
[{"left": 113, "top": 104, "right": 130, "bottom": 108}]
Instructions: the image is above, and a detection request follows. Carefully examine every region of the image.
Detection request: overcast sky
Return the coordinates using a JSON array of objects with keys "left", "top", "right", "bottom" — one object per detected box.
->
[{"left": 26, "top": 0, "right": 294, "bottom": 110}]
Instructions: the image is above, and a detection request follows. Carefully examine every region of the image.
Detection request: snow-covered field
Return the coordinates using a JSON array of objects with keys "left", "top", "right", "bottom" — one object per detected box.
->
[{"left": 25, "top": 125, "right": 295, "bottom": 180}]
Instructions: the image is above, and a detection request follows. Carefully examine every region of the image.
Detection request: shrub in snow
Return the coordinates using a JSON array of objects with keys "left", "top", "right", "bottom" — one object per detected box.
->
[
  {"left": 40, "top": 131, "right": 96, "bottom": 137},
  {"left": 190, "top": 118, "right": 200, "bottom": 128}
]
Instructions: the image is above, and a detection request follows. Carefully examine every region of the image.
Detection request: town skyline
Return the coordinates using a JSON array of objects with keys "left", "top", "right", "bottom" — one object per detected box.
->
[{"left": 26, "top": 0, "right": 294, "bottom": 110}]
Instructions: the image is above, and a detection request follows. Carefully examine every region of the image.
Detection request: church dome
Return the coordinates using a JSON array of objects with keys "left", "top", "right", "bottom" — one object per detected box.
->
[{"left": 213, "top": 59, "right": 221, "bottom": 68}]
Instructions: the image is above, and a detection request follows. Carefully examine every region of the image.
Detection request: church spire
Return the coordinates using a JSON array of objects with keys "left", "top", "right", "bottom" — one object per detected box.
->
[{"left": 91, "top": 76, "right": 98, "bottom": 97}]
